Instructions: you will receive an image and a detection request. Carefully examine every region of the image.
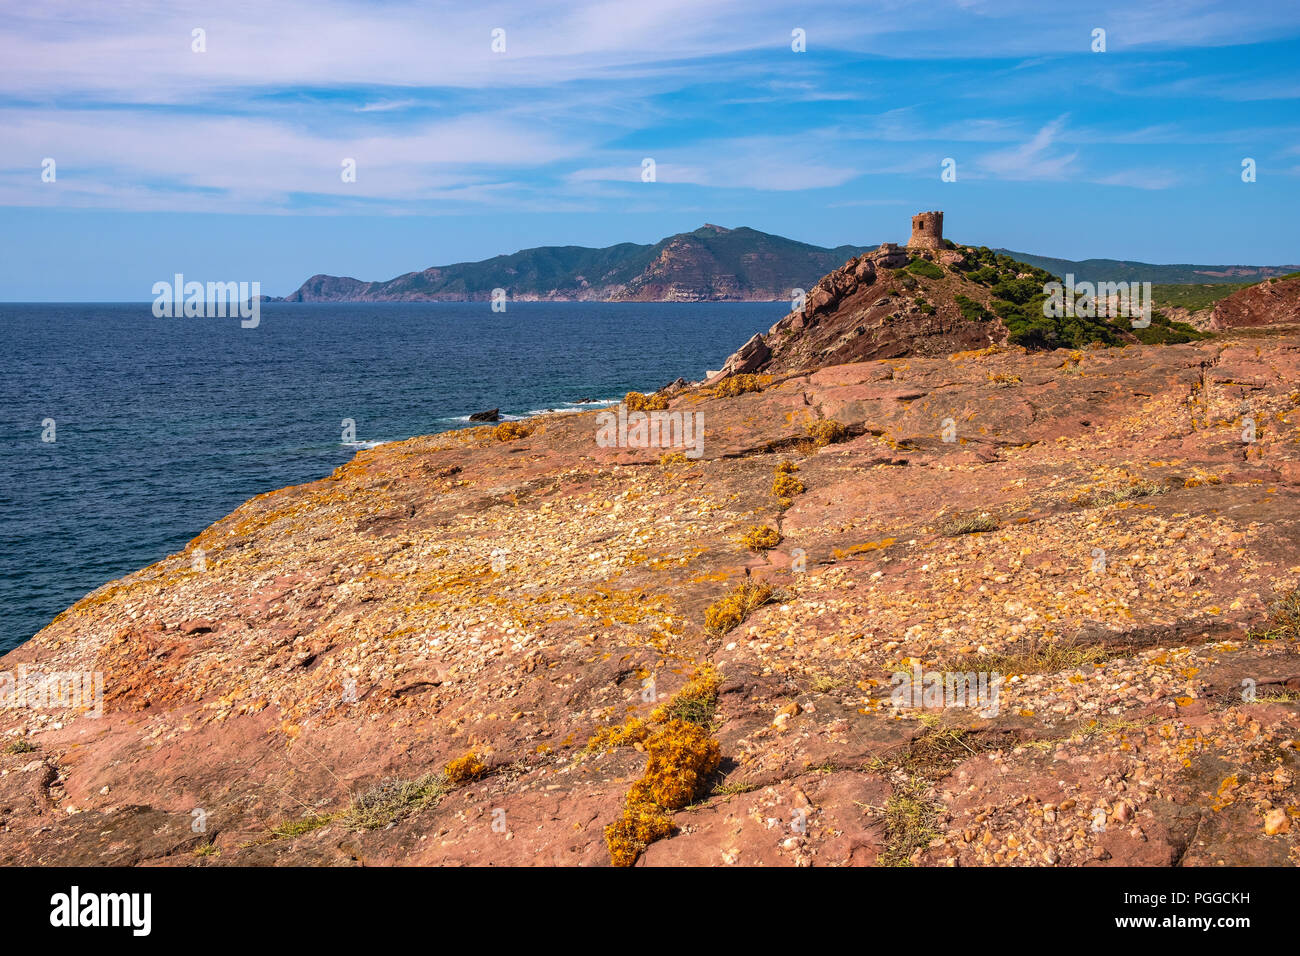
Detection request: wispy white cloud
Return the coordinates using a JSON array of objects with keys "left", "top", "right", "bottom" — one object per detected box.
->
[
  {"left": 356, "top": 100, "right": 419, "bottom": 113},
  {"left": 566, "top": 133, "right": 868, "bottom": 191},
  {"left": 0, "top": 108, "right": 588, "bottom": 212},
  {"left": 974, "top": 116, "right": 1080, "bottom": 181},
  {"left": 2, "top": 0, "right": 1295, "bottom": 104},
  {"left": 1092, "top": 168, "right": 1181, "bottom": 189},
  {"left": 0, "top": 0, "right": 1296, "bottom": 217}
]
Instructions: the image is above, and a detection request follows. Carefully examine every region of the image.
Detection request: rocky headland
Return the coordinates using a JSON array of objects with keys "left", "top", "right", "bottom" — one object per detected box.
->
[
  {"left": 4, "top": 222, "right": 1300, "bottom": 867},
  {"left": 274, "top": 224, "right": 1297, "bottom": 305}
]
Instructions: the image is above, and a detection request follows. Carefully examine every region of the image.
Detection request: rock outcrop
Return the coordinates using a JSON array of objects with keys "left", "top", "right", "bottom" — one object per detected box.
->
[
  {"left": 4, "top": 329, "right": 1300, "bottom": 866},
  {"left": 1211, "top": 274, "right": 1300, "bottom": 330},
  {"left": 714, "top": 237, "right": 1216, "bottom": 378}
]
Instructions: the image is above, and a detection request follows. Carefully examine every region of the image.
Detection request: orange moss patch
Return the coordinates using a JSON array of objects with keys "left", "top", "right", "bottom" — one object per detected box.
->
[
  {"left": 589, "top": 664, "right": 722, "bottom": 753},
  {"left": 605, "top": 801, "right": 675, "bottom": 867},
  {"left": 586, "top": 716, "right": 650, "bottom": 753},
  {"left": 493, "top": 421, "right": 534, "bottom": 441},
  {"left": 711, "top": 374, "right": 770, "bottom": 398},
  {"left": 773, "top": 471, "right": 805, "bottom": 500},
  {"left": 805, "top": 419, "right": 848, "bottom": 448},
  {"left": 624, "top": 391, "right": 669, "bottom": 411},
  {"left": 627, "top": 720, "right": 721, "bottom": 810},
  {"left": 771, "top": 459, "right": 806, "bottom": 505},
  {"left": 444, "top": 751, "right": 487, "bottom": 784},
  {"left": 740, "top": 524, "right": 782, "bottom": 552},
  {"left": 604, "top": 718, "right": 721, "bottom": 866}
]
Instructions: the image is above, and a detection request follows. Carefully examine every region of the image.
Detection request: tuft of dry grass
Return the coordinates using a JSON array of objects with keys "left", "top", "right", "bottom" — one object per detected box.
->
[
  {"left": 938, "top": 513, "right": 999, "bottom": 536},
  {"left": 704, "top": 581, "right": 775, "bottom": 634},
  {"left": 343, "top": 773, "right": 449, "bottom": 830},
  {"left": 1088, "top": 480, "right": 1166, "bottom": 506},
  {"left": 268, "top": 813, "right": 334, "bottom": 840},
  {"left": 879, "top": 781, "right": 939, "bottom": 867},
  {"left": 652, "top": 665, "right": 722, "bottom": 727},
  {"left": 963, "top": 638, "right": 1107, "bottom": 677},
  {"left": 1249, "top": 589, "right": 1300, "bottom": 642}
]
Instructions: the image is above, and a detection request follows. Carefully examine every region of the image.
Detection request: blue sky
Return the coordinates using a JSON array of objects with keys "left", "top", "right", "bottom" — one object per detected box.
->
[{"left": 1, "top": 0, "right": 1298, "bottom": 300}]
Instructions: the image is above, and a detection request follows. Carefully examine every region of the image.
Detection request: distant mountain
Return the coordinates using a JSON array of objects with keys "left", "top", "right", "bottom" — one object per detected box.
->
[
  {"left": 280, "top": 225, "right": 873, "bottom": 303},
  {"left": 274, "top": 226, "right": 1299, "bottom": 303},
  {"left": 994, "top": 250, "right": 1300, "bottom": 286}
]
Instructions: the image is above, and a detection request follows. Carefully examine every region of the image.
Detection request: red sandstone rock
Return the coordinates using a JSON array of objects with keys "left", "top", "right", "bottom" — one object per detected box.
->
[
  {"left": 1210, "top": 275, "right": 1300, "bottom": 330},
  {"left": 4, "top": 306, "right": 1300, "bottom": 868}
]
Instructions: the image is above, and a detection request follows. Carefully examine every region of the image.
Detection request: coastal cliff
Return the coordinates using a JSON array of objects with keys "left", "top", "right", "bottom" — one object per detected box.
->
[{"left": 5, "top": 244, "right": 1300, "bottom": 866}]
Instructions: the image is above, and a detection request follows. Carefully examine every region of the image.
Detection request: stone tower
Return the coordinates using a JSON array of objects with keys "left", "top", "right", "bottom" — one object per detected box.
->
[{"left": 908, "top": 211, "right": 944, "bottom": 250}]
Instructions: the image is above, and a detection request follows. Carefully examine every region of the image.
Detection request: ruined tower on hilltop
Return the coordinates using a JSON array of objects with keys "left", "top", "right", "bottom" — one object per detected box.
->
[{"left": 908, "top": 210, "right": 944, "bottom": 250}]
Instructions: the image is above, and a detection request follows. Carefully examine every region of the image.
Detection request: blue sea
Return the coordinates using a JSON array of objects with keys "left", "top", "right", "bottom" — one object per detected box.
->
[{"left": 0, "top": 302, "right": 782, "bottom": 652}]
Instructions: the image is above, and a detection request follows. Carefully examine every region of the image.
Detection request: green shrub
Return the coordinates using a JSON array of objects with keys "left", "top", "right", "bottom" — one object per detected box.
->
[
  {"left": 954, "top": 294, "right": 992, "bottom": 322},
  {"left": 906, "top": 258, "right": 945, "bottom": 280}
]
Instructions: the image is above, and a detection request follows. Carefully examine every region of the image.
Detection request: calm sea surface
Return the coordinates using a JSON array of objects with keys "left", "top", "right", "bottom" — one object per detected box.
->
[{"left": 0, "top": 302, "right": 782, "bottom": 651}]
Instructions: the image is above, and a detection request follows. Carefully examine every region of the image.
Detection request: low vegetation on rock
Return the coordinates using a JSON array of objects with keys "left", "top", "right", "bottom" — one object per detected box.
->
[
  {"left": 444, "top": 751, "right": 487, "bottom": 784},
  {"left": 492, "top": 421, "right": 533, "bottom": 441},
  {"left": 10, "top": 214, "right": 1300, "bottom": 870},
  {"left": 704, "top": 581, "right": 776, "bottom": 635},
  {"left": 740, "top": 524, "right": 782, "bottom": 552},
  {"left": 711, "top": 373, "right": 769, "bottom": 398},
  {"left": 596, "top": 667, "right": 724, "bottom": 866},
  {"left": 805, "top": 419, "right": 849, "bottom": 448},
  {"left": 343, "top": 773, "right": 450, "bottom": 830},
  {"left": 624, "top": 391, "right": 669, "bottom": 411}
]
